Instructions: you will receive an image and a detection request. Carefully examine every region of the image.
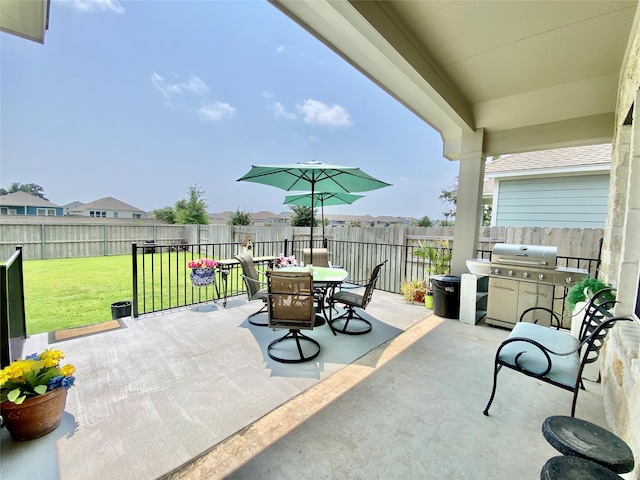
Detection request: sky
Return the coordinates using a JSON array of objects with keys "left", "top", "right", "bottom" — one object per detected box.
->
[{"left": 0, "top": 0, "right": 459, "bottom": 220}]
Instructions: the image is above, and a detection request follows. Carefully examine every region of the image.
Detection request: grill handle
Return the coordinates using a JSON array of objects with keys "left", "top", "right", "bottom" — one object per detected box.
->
[{"left": 495, "top": 258, "right": 551, "bottom": 267}]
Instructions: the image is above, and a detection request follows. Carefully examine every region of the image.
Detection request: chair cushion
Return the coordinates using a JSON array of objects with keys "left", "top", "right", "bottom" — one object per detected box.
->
[
  {"left": 331, "top": 290, "right": 365, "bottom": 308},
  {"left": 498, "top": 322, "right": 580, "bottom": 387}
]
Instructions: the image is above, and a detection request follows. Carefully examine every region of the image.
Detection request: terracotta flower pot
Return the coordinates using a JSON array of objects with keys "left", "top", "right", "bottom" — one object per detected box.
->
[{"left": 1, "top": 388, "right": 67, "bottom": 441}]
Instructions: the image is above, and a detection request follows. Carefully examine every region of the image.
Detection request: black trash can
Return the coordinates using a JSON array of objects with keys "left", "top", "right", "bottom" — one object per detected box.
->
[
  {"left": 110, "top": 301, "right": 132, "bottom": 319},
  {"left": 430, "top": 275, "right": 461, "bottom": 319}
]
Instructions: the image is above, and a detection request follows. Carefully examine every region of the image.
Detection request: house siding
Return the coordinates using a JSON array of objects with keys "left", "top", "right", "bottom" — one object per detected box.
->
[{"left": 493, "top": 174, "right": 609, "bottom": 228}]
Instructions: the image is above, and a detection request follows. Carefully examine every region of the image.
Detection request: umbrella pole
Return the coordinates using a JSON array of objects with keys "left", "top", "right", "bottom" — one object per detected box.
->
[
  {"left": 321, "top": 199, "right": 325, "bottom": 243},
  {"left": 310, "top": 182, "right": 314, "bottom": 264}
]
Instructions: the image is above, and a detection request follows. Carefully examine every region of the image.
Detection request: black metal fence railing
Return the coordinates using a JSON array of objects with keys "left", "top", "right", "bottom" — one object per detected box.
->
[
  {"left": 1, "top": 246, "right": 26, "bottom": 367},
  {"left": 132, "top": 240, "right": 600, "bottom": 319}
]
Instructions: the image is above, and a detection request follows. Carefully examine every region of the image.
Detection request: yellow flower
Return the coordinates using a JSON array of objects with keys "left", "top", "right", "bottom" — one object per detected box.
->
[
  {"left": 0, "top": 369, "right": 9, "bottom": 386},
  {"left": 61, "top": 364, "right": 76, "bottom": 376},
  {"left": 40, "top": 349, "right": 64, "bottom": 361},
  {"left": 6, "top": 360, "right": 39, "bottom": 380}
]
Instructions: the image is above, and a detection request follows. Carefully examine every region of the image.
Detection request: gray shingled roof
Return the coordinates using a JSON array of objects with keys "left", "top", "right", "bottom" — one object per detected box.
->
[
  {"left": 0, "top": 191, "right": 61, "bottom": 207},
  {"left": 485, "top": 143, "right": 611, "bottom": 174},
  {"left": 78, "top": 196, "right": 144, "bottom": 212}
]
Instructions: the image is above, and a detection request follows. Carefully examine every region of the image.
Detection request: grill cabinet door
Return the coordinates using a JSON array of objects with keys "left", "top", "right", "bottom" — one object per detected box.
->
[
  {"left": 517, "top": 282, "right": 554, "bottom": 326},
  {"left": 487, "top": 277, "right": 518, "bottom": 328}
]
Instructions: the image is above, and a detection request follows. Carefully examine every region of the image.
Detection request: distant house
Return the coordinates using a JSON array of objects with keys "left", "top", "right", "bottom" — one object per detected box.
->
[
  {"left": 250, "top": 211, "right": 290, "bottom": 226},
  {"left": 62, "top": 201, "right": 85, "bottom": 216},
  {"left": 0, "top": 191, "right": 63, "bottom": 216},
  {"left": 484, "top": 143, "right": 611, "bottom": 228},
  {"left": 68, "top": 196, "right": 147, "bottom": 219}
]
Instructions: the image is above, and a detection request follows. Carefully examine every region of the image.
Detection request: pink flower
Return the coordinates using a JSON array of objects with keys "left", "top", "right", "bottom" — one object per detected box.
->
[{"left": 188, "top": 258, "right": 218, "bottom": 269}]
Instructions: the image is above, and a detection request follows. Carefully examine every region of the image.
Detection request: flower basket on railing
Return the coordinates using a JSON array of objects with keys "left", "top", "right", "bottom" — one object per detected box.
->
[{"left": 188, "top": 259, "right": 218, "bottom": 287}]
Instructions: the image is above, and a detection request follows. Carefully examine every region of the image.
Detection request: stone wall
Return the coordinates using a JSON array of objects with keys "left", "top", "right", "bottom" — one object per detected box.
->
[{"left": 601, "top": 8, "right": 640, "bottom": 480}]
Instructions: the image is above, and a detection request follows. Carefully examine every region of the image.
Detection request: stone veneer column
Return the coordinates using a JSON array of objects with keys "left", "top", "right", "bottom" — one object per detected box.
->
[{"left": 600, "top": 15, "right": 640, "bottom": 480}]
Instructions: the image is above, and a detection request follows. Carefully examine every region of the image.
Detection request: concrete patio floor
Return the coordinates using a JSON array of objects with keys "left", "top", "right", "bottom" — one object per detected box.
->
[{"left": 1, "top": 292, "right": 612, "bottom": 480}]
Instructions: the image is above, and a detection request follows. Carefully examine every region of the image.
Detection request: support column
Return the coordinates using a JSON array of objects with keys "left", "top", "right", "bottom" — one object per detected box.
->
[{"left": 451, "top": 129, "right": 486, "bottom": 275}]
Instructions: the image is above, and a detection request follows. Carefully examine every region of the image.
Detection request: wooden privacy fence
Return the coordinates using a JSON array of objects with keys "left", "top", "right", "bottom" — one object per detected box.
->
[{"left": 0, "top": 222, "right": 604, "bottom": 264}]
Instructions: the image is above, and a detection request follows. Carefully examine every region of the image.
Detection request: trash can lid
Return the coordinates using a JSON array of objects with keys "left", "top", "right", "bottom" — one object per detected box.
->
[{"left": 431, "top": 275, "right": 461, "bottom": 283}]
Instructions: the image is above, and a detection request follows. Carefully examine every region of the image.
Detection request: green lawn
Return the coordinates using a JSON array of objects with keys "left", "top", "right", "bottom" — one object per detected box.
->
[
  {"left": 23, "top": 256, "right": 132, "bottom": 334},
  {"left": 22, "top": 253, "right": 245, "bottom": 335}
]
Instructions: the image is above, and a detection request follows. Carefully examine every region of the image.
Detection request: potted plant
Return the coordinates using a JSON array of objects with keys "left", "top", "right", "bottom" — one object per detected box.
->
[
  {"left": 411, "top": 239, "right": 452, "bottom": 309},
  {"left": 401, "top": 279, "right": 429, "bottom": 304},
  {"left": 0, "top": 349, "right": 76, "bottom": 440},
  {"left": 188, "top": 258, "right": 218, "bottom": 287},
  {"left": 565, "top": 277, "right": 615, "bottom": 311},
  {"left": 413, "top": 239, "right": 452, "bottom": 276}
]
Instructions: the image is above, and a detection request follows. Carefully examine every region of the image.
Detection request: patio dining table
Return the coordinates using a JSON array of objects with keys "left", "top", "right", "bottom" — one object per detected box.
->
[{"left": 277, "top": 266, "right": 349, "bottom": 329}]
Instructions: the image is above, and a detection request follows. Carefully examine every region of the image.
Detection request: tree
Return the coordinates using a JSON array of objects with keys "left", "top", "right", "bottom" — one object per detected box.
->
[
  {"left": 290, "top": 205, "right": 317, "bottom": 227},
  {"left": 229, "top": 208, "right": 251, "bottom": 226},
  {"left": 0, "top": 182, "right": 48, "bottom": 200},
  {"left": 174, "top": 186, "right": 209, "bottom": 225},
  {"left": 153, "top": 207, "right": 177, "bottom": 224},
  {"left": 349, "top": 220, "right": 362, "bottom": 227},
  {"left": 439, "top": 177, "right": 458, "bottom": 222},
  {"left": 416, "top": 215, "right": 433, "bottom": 227},
  {"left": 440, "top": 175, "right": 493, "bottom": 226}
]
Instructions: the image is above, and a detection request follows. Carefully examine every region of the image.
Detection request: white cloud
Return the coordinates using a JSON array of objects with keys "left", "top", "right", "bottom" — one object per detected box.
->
[
  {"left": 307, "top": 135, "right": 319, "bottom": 142},
  {"left": 296, "top": 99, "right": 353, "bottom": 127},
  {"left": 198, "top": 102, "right": 236, "bottom": 121},
  {"left": 262, "top": 91, "right": 274, "bottom": 99},
  {"left": 68, "top": 0, "right": 125, "bottom": 14},
  {"left": 276, "top": 46, "right": 285, "bottom": 53},
  {"left": 150, "top": 72, "right": 209, "bottom": 99},
  {"left": 183, "top": 75, "right": 209, "bottom": 95},
  {"left": 273, "top": 102, "right": 296, "bottom": 120}
]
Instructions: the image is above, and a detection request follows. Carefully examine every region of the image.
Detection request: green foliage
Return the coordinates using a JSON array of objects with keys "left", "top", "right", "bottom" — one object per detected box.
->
[
  {"left": 229, "top": 208, "right": 251, "bottom": 226},
  {"left": 175, "top": 185, "right": 209, "bottom": 225},
  {"left": 153, "top": 206, "right": 177, "bottom": 224},
  {"left": 566, "top": 277, "right": 616, "bottom": 310},
  {"left": 401, "top": 279, "right": 428, "bottom": 302},
  {"left": 413, "top": 239, "right": 451, "bottom": 276},
  {"left": 0, "top": 182, "right": 48, "bottom": 200},
  {"left": 416, "top": 215, "right": 433, "bottom": 227},
  {"left": 483, "top": 205, "right": 492, "bottom": 226},
  {"left": 22, "top": 253, "right": 242, "bottom": 334},
  {"left": 350, "top": 220, "right": 362, "bottom": 227},
  {"left": 439, "top": 177, "right": 457, "bottom": 214},
  {"left": 290, "top": 205, "right": 317, "bottom": 226}
]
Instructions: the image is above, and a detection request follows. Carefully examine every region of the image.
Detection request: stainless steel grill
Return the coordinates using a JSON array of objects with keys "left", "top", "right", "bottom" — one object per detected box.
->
[{"left": 486, "top": 244, "right": 588, "bottom": 329}]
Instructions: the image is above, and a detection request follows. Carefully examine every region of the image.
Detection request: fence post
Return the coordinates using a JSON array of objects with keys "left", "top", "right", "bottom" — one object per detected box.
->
[
  {"left": 41, "top": 223, "right": 45, "bottom": 260},
  {"left": 104, "top": 224, "right": 108, "bottom": 256},
  {"left": 132, "top": 242, "right": 139, "bottom": 318}
]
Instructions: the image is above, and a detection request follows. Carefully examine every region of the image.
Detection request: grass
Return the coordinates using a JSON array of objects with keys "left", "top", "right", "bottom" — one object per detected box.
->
[
  {"left": 22, "top": 253, "right": 246, "bottom": 335},
  {"left": 23, "top": 256, "right": 132, "bottom": 334}
]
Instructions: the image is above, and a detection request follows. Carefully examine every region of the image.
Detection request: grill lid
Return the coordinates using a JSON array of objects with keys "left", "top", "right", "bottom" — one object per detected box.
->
[{"left": 491, "top": 244, "right": 557, "bottom": 269}]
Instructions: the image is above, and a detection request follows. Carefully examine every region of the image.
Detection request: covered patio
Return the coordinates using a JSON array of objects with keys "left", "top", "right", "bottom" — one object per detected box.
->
[{"left": 1, "top": 292, "right": 610, "bottom": 479}]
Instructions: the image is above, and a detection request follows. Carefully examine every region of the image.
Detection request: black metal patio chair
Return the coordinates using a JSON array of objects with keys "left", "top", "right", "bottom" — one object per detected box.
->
[
  {"left": 482, "top": 287, "right": 631, "bottom": 417},
  {"left": 327, "top": 260, "right": 387, "bottom": 335}
]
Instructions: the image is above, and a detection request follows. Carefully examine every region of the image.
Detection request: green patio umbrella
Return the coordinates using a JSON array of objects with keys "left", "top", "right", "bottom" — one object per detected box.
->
[
  {"left": 237, "top": 161, "right": 391, "bottom": 263},
  {"left": 283, "top": 191, "right": 364, "bottom": 242}
]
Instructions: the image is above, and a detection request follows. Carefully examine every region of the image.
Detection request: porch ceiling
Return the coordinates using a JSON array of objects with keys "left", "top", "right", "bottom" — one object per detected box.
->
[
  {"left": 271, "top": 0, "right": 638, "bottom": 159},
  {"left": 0, "top": 0, "right": 49, "bottom": 44}
]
